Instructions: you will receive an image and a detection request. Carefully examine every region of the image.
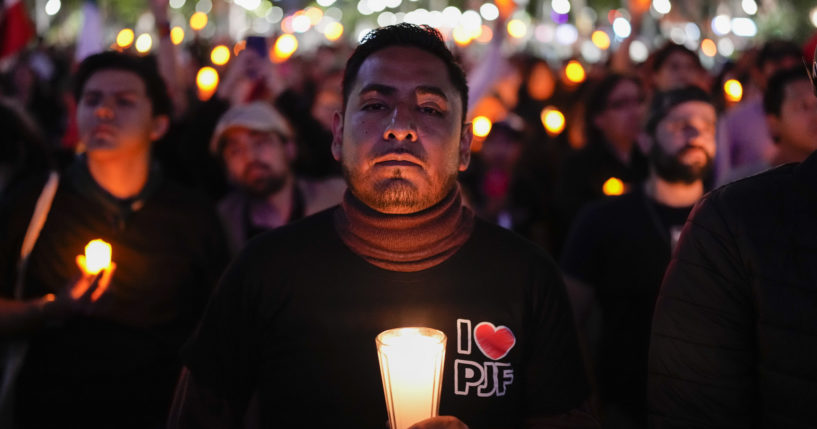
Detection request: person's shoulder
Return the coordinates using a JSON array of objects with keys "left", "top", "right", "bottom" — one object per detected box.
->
[
  {"left": 471, "top": 217, "right": 550, "bottom": 262},
  {"left": 238, "top": 207, "right": 337, "bottom": 261},
  {"left": 709, "top": 161, "right": 798, "bottom": 207}
]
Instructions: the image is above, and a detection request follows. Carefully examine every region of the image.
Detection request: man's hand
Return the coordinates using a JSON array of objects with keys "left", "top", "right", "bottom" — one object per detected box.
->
[
  {"left": 48, "top": 254, "right": 116, "bottom": 318},
  {"left": 407, "top": 416, "right": 469, "bottom": 429}
]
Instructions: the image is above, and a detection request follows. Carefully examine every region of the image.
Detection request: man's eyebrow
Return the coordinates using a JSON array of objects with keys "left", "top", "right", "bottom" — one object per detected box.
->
[
  {"left": 82, "top": 88, "right": 141, "bottom": 97},
  {"left": 358, "top": 83, "right": 396, "bottom": 97},
  {"left": 415, "top": 86, "right": 448, "bottom": 101}
]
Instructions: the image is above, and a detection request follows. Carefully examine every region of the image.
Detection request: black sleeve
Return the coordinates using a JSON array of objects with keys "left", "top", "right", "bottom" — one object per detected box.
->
[
  {"left": 523, "top": 251, "right": 591, "bottom": 416},
  {"left": 559, "top": 204, "right": 605, "bottom": 286},
  {"left": 647, "top": 192, "right": 755, "bottom": 428}
]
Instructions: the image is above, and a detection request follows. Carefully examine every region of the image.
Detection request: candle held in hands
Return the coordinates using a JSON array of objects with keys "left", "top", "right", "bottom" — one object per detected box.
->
[
  {"left": 376, "top": 327, "right": 447, "bottom": 429},
  {"left": 84, "top": 239, "right": 112, "bottom": 275}
]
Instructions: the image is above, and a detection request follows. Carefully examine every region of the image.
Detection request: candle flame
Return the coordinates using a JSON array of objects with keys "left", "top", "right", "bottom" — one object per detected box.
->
[{"left": 84, "top": 239, "right": 112, "bottom": 275}]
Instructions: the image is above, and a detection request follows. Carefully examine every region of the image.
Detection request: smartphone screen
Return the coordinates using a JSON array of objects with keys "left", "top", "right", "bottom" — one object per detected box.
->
[{"left": 245, "top": 36, "right": 267, "bottom": 58}]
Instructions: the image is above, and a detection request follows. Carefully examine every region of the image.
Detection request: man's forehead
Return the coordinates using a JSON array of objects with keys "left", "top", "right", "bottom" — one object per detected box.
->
[
  {"left": 667, "top": 101, "right": 716, "bottom": 118},
  {"left": 84, "top": 69, "right": 146, "bottom": 94},
  {"left": 352, "top": 46, "right": 459, "bottom": 99}
]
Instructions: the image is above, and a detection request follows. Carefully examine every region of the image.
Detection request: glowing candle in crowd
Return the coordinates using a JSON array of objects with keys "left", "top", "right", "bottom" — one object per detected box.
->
[
  {"left": 189, "top": 12, "right": 208, "bottom": 31},
  {"left": 135, "top": 34, "right": 152, "bottom": 54},
  {"left": 603, "top": 177, "right": 625, "bottom": 196},
  {"left": 170, "top": 26, "right": 185, "bottom": 45},
  {"left": 324, "top": 22, "right": 344, "bottom": 42},
  {"left": 376, "top": 327, "right": 446, "bottom": 429},
  {"left": 116, "top": 28, "right": 134, "bottom": 49},
  {"left": 541, "top": 106, "right": 566, "bottom": 136},
  {"left": 564, "top": 60, "right": 586, "bottom": 84},
  {"left": 84, "top": 239, "right": 112, "bottom": 275},
  {"left": 272, "top": 34, "right": 298, "bottom": 63},
  {"left": 472, "top": 116, "right": 493, "bottom": 138},
  {"left": 211, "top": 45, "right": 230, "bottom": 66},
  {"left": 724, "top": 79, "right": 743, "bottom": 103},
  {"left": 196, "top": 66, "right": 219, "bottom": 101}
]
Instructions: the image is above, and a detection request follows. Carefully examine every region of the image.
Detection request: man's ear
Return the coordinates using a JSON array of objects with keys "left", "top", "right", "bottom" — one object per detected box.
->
[
  {"left": 150, "top": 115, "right": 170, "bottom": 142},
  {"left": 458, "top": 122, "right": 473, "bottom": 172},
  {"left": 331, "top": 111, "right": 344, "bottom": 162}
]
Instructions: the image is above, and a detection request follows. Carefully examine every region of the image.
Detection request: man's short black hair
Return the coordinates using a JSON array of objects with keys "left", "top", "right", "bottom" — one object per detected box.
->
[
  {"left": 651, "top": 42, "right": 702, "bottom": 72},
  {"left": 764, "top": 66, "right": 810, "bottom": 117},
  {"left": 73, "top": 51, "right": 172, "bottom": 117},
  {"left": 646, "top": 86, "right": 713, "bottom": 136},
  {"left": 757, "top": 39, "right": 801, "bottom": 69},
  {"left": 341, "top": 23, "right": 469, "bottom": 123}
]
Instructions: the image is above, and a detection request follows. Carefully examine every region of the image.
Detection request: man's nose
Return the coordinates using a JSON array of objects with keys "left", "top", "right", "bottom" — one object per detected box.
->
[
  {"left": 94, "top": 100, "right": 114, "bottom": 120},
  {"left": 383, "top": 107, "right": 417, "bottom": 142}
]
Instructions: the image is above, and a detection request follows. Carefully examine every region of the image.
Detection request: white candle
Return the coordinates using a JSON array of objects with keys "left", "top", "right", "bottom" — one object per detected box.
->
[{"left": 376, "top": 327, "right": 446, "bottom": 429}]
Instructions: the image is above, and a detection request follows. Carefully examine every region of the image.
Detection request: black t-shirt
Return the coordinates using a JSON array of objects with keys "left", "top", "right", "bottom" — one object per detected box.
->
[
  {"left": 0, "top": 161, "right": 229, "bottom": 428},
  {"left": 183, "top": 209, "right": 589, "bottom": 428},
  {"left": 559, "top": 188, "right": 691, "bottom": 417},
  {"left": 553, "top": 140, "right": 649, "bottom": 255}
]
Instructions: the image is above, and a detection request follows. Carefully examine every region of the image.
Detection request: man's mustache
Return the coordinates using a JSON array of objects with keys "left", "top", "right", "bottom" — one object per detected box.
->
[{"left": 371, "top": 144, "right": 428, "bottom": 163}]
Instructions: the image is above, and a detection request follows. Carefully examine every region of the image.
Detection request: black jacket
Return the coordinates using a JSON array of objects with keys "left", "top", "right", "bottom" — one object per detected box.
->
[{"left": 648, "top": 150, "right": 817, "bottom": 428}]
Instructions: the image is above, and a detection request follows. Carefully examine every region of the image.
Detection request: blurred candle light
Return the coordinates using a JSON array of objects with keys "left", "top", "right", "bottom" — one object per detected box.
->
[
  {"left": 724, "top": 79, "right": 743, "bottom": 103},
  {"left": 564, "top": 60, "right": 585, "bottom": 84},
  {"left": 472, "top": 116, "right": 492, "bottom": 137},
  {"left": 507, "top": 19, "right": 527, "bottom": 39},
  {"left": 196, "top": 66, "right": 219, "bottom": 101},
  {"left": 135, "top": 34, "right": 152, "bottom": 54},
  {"left": 170, "top": 26, "right": 185, "bottom": 45},
  {"left": 211, "top": 45, "right": 230, "bottom": 65},
  {"left": 591, "top": 30, "right": 610, "bottom": 50},
  {"left": 116, "top": 28, "right": 135, "bottom": 49},
  {"left": 476, "top": 25, "right": 493, "bottom": 43},
  {"left": 272, "top": 34, "right": 298, "bottom": 62},
  {"left": 376, "top": 327, "right": 446, "bottom": 429},
  {"left": 701, "top": 38, "right": 717, "bottom": 57},
  {"left": 324, "top": 22, "right": 344, "bottom": 41},
  {"left": 603, "top": 177, "right": 624, "bottom": 196},
  {"left": 452, "top": 25, "right": 472, "bottom": 46},
  {"left": 541, "top": 106, "right": 565, "bottom": 136},
  {"left": 84, "top": 239, "right": 112, "bottom": 275},
  {"left": 189, "top": 11, "right": 208, "bottom": 31}
]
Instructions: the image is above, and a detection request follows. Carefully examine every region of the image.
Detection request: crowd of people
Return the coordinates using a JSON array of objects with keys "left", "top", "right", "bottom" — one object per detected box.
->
[{"left": 2, "top": 2, "right": 817, "bottom": 429}]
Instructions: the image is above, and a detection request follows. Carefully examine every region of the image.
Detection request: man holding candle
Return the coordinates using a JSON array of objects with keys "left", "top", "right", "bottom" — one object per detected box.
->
[
  {"left": 172, "top": 24, "right": 596, "bottom": 429},
  {"left": 0, "top": 52, "right": 228, "bottom": 428}
]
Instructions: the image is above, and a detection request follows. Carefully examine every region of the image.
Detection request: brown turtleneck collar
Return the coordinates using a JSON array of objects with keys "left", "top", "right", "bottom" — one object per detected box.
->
[{"left": 334, "top": 186, "right": 475, "bottom": 272}]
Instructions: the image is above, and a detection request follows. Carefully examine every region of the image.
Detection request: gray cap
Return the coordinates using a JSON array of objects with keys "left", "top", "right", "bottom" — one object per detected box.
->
[{"left": 210, "top": 101, "right": 293, "bottom": 154}]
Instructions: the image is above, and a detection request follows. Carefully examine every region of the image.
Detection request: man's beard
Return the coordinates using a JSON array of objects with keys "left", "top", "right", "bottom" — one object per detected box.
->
[
  {"left": 241, "top": 163, "right": 288, "bottom": 198},
  {"left": 342, "top": 163, "right": 458, "bottom": 213},
  {"left": 649, "top": 143, "right": 713, "bottom": 184}
]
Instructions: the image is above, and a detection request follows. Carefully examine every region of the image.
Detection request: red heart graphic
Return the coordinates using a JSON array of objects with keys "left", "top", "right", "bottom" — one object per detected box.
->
[{"left": 474, "top": 322, "right": 516, "bottom": 360}]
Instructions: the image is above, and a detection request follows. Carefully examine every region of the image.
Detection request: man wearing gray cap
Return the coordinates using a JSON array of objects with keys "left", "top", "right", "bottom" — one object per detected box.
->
[
  {"left": 210, "top": 102, "right": 345, "bottom": 255},
  {"left": 647, "top": 49, "right": 817, "bottom": 427}
]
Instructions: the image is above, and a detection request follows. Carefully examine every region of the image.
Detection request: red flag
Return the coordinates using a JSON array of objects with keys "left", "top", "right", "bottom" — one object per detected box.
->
[{"left": 0, "top": 0, "right": 35, "bottom": 59}]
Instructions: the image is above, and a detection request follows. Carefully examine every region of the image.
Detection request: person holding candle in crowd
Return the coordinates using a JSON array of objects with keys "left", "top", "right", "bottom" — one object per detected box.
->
[
  {"left": 0, "top": 51, "right": 228, "bottom": 428},
  {"left": 560, "top": 86, "right": 717, "bottom": 428},
  {"left": 171, "top": 24, "right": 597, "bottom": 428}
]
